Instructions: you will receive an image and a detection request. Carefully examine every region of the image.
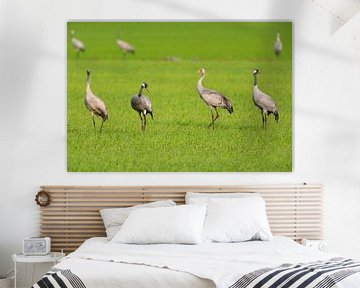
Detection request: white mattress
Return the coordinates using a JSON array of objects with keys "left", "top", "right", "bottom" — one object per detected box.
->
[{"left": 52, "top": 236, "right": 360, "bottom": 288}]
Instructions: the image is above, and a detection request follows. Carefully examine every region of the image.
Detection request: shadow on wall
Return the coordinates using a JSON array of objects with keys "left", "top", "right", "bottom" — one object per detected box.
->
[
  {"left": 295, "top": 33, "right": 360, "bottom": 184},
  {"left": 0, "top": 1, "right": 60, "bottom": 138},
  {"left": 268, "top": 0, "right": 305, "bottom": 20},
  {"left": 133, "top": 0, "right": 220, "bottom": 18},
  {"left": 311, "top": 0, "right": 360, "bottom": 34},
  {"left": 0, "top": 0, "right": 61, "bottom": 281}
]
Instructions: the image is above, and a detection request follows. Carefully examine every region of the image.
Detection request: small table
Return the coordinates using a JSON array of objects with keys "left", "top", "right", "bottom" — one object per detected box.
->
[{"left": 12, "top": 252, "right": 65, "bottom": 288}]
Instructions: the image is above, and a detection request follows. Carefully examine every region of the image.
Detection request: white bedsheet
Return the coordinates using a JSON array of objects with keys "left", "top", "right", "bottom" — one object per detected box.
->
[
  {"left": 54, "top": 236, "right": 360, "bottom": 288},
  {"left": 55, "top": 258, "right": 214, "bottom": 288}
]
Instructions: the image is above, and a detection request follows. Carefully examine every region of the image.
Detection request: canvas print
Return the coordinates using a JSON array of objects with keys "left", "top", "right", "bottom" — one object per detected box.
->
[{"left": 67, "top": 22, "right": 292, "bottom": 172}]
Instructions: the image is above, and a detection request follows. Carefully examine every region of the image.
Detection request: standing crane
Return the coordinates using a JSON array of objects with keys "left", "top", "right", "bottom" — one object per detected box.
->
[
  {"left": 197, "top": 68, "right": 233, "bottom": 129},
  {"left": 116, "top": 33, "right": 135, "bottom": 58},
  {"left": 274, "top": 32, "right": 282, "bottom": 58},
  {"left": 131, "top": 82, "right": 153, "bottom": 132},
  {"left": 71, "top": 30, "right": 85, "bottom": 57},
  {"left": 84, "top": 70, "right": 108, "bottom": 133},
  {"left": 252, "top": 68, "right": 279, "bottom": 129}
]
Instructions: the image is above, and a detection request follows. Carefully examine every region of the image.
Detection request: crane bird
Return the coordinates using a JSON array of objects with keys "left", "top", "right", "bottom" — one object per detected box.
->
[
  {"left": 131, "top": 82, "right": 153, "bottom": 132},
  {"left": 84, "top": 70, "right": 108, "bottom": 133},
  {"left": 197, "top": 68, "right": 233, "bottom": 129},
  {"left": 71, "top": 30, "right": 85, "bottom": 57},
  {"left": 252, "top": 68, "right": 279, "bottom": 129},
  {"left": 274, "top": 32, "right": 282, "bottom": 58},
  {"left": 116, "top": 33, "right": 135, "bottom": 58}
]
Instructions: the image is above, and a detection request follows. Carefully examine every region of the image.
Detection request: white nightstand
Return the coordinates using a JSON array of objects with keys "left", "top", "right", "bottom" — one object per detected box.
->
[
  {"left": 301, "top": 239, "right": 328, "bottom": 252},
  {"left": 12, "top": 252, "right": 65, "bottom": 288}
]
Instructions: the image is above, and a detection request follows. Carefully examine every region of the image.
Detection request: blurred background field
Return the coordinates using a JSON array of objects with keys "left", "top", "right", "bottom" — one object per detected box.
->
[{"left": 67, "top": 22, "right": 292, "bottom": 172}]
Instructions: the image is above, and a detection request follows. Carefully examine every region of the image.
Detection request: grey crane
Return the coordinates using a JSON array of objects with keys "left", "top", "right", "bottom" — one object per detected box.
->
[
  {"left": 84, "top": 70, "right": 108, "bottom": 133},
  {"left": 197, "top": 68, "right": 233, "bottom": 129},
  {"left": 131, "top": 82, "right": 153, "bottom": 132},
  {"left": 252, "top": 68, "right": 279, "bottom": 129},
  {"left": 71, "top": 30, "right": 85, "bottom": 57},
  {"left": 274, "top": 32, "right": 282, "bottom": 58},
  {"left": 116, "top": 33, "right": 135, "bottom": 58}
]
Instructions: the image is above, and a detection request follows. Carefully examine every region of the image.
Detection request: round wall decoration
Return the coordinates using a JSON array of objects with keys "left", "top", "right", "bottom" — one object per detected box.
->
[{"left": 35, "top": 190, "right": 51, "bottom": 207}]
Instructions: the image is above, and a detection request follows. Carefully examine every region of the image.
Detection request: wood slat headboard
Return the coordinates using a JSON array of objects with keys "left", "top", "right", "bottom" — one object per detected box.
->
[{"left": 39, "top": 184, "right": 323, "bottom": 253}]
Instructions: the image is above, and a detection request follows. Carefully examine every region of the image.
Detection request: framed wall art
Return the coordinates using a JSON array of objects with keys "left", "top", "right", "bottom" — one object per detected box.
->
[{"left": 67, "top": 21, "right": 292, "bottom": 172}]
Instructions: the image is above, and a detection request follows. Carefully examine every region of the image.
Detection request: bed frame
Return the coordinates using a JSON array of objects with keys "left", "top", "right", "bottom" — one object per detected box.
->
[{"left": 39, "top": 184, "right": 323, "bottom": 253}]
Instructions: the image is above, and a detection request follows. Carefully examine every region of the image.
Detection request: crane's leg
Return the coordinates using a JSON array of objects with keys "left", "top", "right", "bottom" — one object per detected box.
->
[
  {"left": 92, "top": 116, "right": 96, "bottom": 133},
  {"left": 264, "top": 114, "right": 267, "bottom": 128},
  {"left": 143, "top": 114, "right": 147, "bottom": 133},
  {"left": 262, "top": 111, "right": 268, "bottom": 129},
  {"left": 208, "top": 108, "right": 219, "bottom": 129},
  {"left": 213, "top": 108, "right": 219, "bottom": 127},
  {"left": 99, "top": 119, "right": 104, "bottom": 133},
  {"left": 208, "top": 108, "right": 214, "bottom": 129},
  {"left": 138, "top": 113, "right": 144, "bottom": 132}
]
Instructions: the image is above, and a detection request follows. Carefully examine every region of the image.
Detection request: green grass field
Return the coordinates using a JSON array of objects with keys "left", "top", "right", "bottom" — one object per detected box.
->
[{"left": 67, "top": 22, "right": 292, "bottom": 172}]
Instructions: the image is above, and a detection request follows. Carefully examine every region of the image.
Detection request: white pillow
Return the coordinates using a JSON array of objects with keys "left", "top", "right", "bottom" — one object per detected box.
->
[
  {"left": 202, "top": 197, "right": 272, "bottom": 243},
  {"left": 186, "top": 192, "right": 259, "bottom": 204},
  {"left": 111, "top": 205, "right": 207, "bottom": 244},
  {"left": 100, "top": 200, "right": 176, "bottom": 240}
]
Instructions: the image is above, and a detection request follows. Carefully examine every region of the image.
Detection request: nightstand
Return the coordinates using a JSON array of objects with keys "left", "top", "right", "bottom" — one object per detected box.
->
[
  {"left": 301, "top": 239, "right": 328, "bottom": 252},
  {"left": 12, "top": 252, "right": 65, "bottom": 288}
]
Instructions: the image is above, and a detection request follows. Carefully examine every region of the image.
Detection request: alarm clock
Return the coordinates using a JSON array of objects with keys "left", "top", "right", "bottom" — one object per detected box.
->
[{"left": 23, "top": 237, "right": 51, "bottom": 255}]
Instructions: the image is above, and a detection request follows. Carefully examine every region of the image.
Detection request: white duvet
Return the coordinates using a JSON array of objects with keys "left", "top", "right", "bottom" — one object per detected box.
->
[{"left": 53, "top": 237, "right": 360, "bottom": 288}]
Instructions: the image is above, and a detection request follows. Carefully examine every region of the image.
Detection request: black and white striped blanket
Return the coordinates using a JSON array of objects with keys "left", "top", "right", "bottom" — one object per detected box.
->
[
  {"left": 32, "top": 258, "right": 360, "bottom": 288},
  {"left": 229, "top": 257, "right": 360, "bottom": 288},
  {"left": 32, "top": 268, "right": 86, "bottom": 288}
]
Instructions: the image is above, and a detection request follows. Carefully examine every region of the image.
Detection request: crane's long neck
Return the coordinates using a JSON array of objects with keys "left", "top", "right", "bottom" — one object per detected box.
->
[
  {"left": 138, "top": 86, "right": 144, "bottom": 97},
  {"left": 253, "top": 74, "right": 257, "bottom": 86},
  {"left": 86, "top": 75, "right": 91, "bottom": 93},
  {"left": 197, "top": 74, "right": 205, "bottom": 93}
]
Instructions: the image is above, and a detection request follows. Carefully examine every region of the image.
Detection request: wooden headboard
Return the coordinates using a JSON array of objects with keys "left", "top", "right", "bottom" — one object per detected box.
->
[{"left": 39, "top": 184, "right": 323, "bottom": 253}]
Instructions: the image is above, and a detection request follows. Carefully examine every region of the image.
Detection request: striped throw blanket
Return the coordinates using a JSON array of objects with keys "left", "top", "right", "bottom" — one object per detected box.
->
[
  {"left": 32, "top": 258, "right": 360, "bottom": 288},
  {"left": 32, "top": 268, "right": 86, "bottom": 288},
  {"left": 229, "top": 258, "right": 360, "bottom": 288}
]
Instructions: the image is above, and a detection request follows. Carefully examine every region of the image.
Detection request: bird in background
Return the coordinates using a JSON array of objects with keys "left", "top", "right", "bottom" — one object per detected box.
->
[
  {"left": 84, "top": 70, "right": 109, "bottom": 133},
  {"left": 197, "top": 68, "right": 233, "bottom": 129},
  {"left": 116, "top": 32, "right": 135, "bottom": 58},
  {"left": 252, "top": 68, "right": 279, "bottom": 129},
  {"left": 71, "top": 30, "right": 85, "bottom": 57},
  {"left": 274, "top": 32, "right": 282, "bottom": 58},
  {"left": 131, "top": 82, "right": 153, "bottom": 132}
]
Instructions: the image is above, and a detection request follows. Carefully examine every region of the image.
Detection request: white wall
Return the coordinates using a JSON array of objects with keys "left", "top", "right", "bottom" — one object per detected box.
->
[{"left": 1, "top": 0, "right": 360, "bottom": 286}]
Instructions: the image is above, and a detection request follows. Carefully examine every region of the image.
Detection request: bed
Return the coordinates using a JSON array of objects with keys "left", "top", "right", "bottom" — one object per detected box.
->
[{"left": 33, "top": 185, "right": 360, "bottom": 288}]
